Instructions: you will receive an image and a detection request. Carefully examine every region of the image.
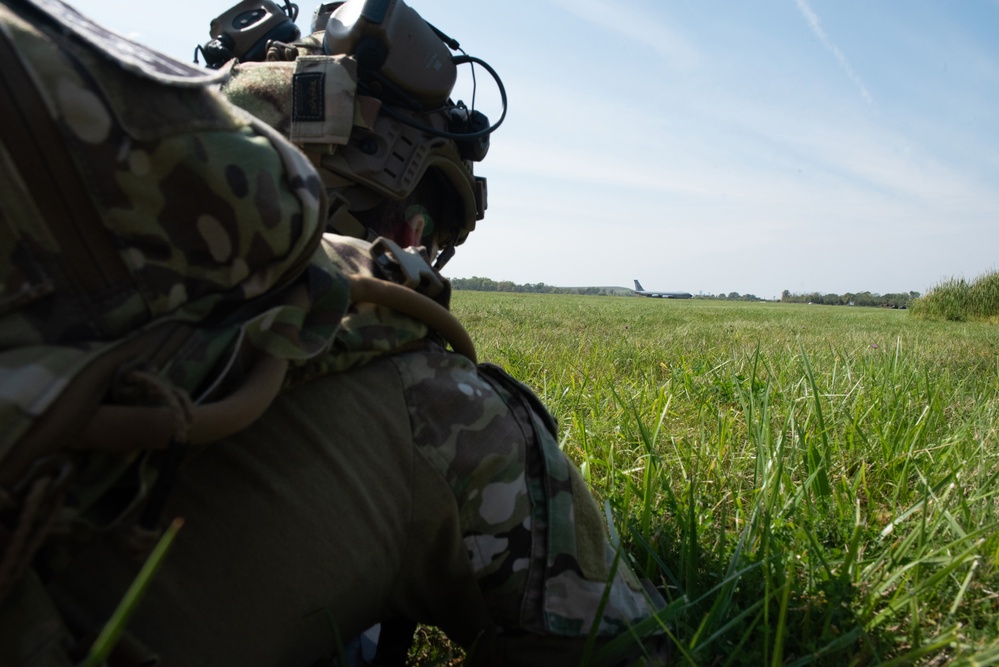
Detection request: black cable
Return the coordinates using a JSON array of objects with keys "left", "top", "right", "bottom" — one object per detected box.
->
[
  {"left": 458, "top": 46, "right": 478, "bottom": 114},
  {"left": 427, "top": 21, "right": 460, "bottom": 50},
  {"left": 377, "top": 54, "right": 507, "bottom": 142}
]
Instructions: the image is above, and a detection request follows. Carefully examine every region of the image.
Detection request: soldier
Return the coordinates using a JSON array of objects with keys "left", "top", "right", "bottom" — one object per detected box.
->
[{"left": 0, "top": 0, "right": 669, "bottom": 665}]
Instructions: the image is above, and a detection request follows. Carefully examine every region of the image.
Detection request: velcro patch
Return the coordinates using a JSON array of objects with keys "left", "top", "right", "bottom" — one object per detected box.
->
[
  {"left": 289, "top": 56, "right": 357, "bottom": 145},
  {"left": 293, "top": 72, "right": 325, "bottom": 122}
]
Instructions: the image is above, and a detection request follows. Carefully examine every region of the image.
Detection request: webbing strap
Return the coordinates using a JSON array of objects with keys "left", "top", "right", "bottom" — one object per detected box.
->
[{"left": 0, "top": 18, "right": 130, "bottom": 301}]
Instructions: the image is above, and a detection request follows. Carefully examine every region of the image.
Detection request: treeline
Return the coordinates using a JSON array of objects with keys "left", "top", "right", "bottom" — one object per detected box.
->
[
  {"left": 698, "top": 292, "right": 766, "bottom": 302},
  {"left": 449, "top": 278, "right": 922, "bottom": 308},
  {"left": 450, "top": 276, "right": 615, "bottom": 296},
  {"left": 781, "top": 290, "right": 920, "bottom": 308}
]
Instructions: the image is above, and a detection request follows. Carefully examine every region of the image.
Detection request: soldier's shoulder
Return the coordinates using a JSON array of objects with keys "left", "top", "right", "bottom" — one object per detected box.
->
[{"left": 17, "top": 0, "right": 227, "bottom": 86}]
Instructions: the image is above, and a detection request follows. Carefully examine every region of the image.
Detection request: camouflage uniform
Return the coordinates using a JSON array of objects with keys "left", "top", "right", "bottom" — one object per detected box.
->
[
  {"left": 42, "top": 237, "right": 668, "bottom": 666},
  {"left": 0, "top": 2, "right": 667, "bottom": 665}
]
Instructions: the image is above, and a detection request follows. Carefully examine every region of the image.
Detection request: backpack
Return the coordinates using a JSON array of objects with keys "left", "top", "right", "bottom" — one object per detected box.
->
[
  {"left": 0, "top": 0, "right": 352, "bottom": 604},
  {"left": 0, "top": 0, "right": 476, "bottom": 616}
]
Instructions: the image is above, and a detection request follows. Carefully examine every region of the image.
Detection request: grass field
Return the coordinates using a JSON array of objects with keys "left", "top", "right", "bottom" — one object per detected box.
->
[{"left": 443, "top": 293, "right": 999, "bottom": 665}]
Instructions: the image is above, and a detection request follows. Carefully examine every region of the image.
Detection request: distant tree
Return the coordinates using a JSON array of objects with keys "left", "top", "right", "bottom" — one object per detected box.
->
[
  {"left": 450, "top": 277, "right": 616, "bottom": 296},
  {"left": 778, "top": 289, "right": 920, "bottom": 309}
]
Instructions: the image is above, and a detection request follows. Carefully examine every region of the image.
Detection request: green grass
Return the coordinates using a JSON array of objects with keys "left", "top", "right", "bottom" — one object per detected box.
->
[
  {"left": 438, "top": 293, "right": 999, "bottom": 666},
  {"left": 911, "top": 270, "right": 999, "bottom": 322}
]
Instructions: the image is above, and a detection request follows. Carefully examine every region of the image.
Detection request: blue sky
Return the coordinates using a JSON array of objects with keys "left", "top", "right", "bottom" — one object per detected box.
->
[{"left": 80, "top": 1, "right": 999, "bottom": 299}]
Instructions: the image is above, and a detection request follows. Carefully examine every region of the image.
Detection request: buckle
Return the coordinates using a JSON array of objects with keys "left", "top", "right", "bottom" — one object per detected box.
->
[{"left": 370, "top": 237, "right": 445, "bottom": 298}]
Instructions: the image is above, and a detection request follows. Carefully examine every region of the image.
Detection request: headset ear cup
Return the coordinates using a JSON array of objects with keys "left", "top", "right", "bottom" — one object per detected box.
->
[
  {"left": 354, "top": 36, "right": 388, "bottom": 72},
  {"left": 200, "top": 1, "right": 302, "bottom": 66},
  {"left": 446, "top": 105, "right": 491, "bottom": 162},
  {"left": 203, "top": 36, "right": 236, "bottom": 69},
  {"left": 461, "top": 111, "right": 490, "bottom": 162}
]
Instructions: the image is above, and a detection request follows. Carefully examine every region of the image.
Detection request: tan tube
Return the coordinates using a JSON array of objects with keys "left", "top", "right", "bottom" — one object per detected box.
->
[
  {"left": 77, "top": 353, "right": 290, "bottom": 451},
  {"left": 69, "top": 277, "right": 474, "bottom": 452},
  {"left": 348, "top": 274, "right": 477, "bottom": 364}
]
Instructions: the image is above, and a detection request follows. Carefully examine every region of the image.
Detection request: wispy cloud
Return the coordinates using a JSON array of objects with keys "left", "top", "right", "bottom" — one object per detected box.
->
[
  {"left": 489, "top": 140, "right": 714, "bottom": 197},
  {"left": 793, "top": 0, "right": 874, "bottom": 105},
  {"left": 546, "top": 0, "right": 699, "bottom": 70}
]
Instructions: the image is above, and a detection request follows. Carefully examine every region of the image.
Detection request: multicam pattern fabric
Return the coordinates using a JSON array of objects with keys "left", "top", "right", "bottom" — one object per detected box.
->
[
  {"left": 0, "top": 0, "right": 350, "bottom": 464},
  {"left": 221, "top": 55, "right": 376, "bottom": 151},
  {"left": 391, "top": 345, "right": 656, "bottom": 637},
  {"left": 286, "top": 235, "right": 456, "bottom": 384}
]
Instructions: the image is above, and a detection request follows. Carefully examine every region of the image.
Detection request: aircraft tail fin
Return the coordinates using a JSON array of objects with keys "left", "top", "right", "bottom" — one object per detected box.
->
[{"left": 634, "top": 280, "right": 644, "bottom": 292}]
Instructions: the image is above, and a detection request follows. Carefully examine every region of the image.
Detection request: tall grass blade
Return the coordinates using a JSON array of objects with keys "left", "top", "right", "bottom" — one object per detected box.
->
[{"left": 81, "top": 517, "right": 183, "bottom": 667}]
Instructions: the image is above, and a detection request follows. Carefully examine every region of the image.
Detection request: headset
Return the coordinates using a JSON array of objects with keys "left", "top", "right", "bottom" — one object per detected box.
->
[
  {"left": 195, "top": 0, "right": 302, "bottom": 69},
  {"left": 198, "top": 0, "right": 505, "bottom": 155},
  {"left": 197, "top": 0, "right": 507, "bottom": 267}
]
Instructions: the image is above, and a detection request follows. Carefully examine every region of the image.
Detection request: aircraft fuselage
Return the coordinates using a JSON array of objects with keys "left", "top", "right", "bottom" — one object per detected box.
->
[{"left": 633, "top": 280, "right": 692, "bottom": 299}]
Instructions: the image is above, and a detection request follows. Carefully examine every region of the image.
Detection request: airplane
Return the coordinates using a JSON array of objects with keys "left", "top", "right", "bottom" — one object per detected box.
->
[{"left": 633, "top": 280, "right": 692, "bottom": 299}]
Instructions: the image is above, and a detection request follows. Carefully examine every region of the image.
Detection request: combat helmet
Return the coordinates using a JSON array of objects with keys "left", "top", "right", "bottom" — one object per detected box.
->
[{"left": 203, "top": 0, "right": 506, "bottom": 268}]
